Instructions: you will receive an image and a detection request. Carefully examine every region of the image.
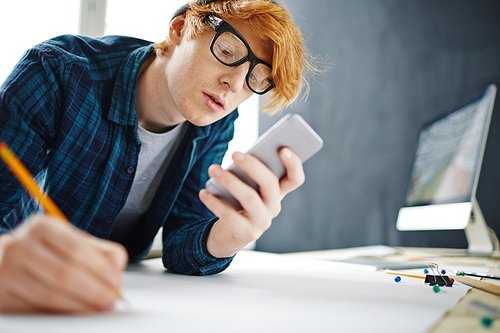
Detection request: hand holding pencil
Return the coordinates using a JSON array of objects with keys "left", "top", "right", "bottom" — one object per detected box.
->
[{"left": 0, "top": 142, "right": 128, "bottom": 313}]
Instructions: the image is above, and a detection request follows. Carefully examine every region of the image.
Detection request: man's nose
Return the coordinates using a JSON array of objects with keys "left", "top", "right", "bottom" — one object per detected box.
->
[{"left": 220, "top": 62, "right": 250, "bottom": 93}]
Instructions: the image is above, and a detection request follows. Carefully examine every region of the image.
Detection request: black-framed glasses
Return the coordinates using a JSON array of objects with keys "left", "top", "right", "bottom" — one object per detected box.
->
[{"left": 203, "top": 14, "right": 275, "bottom": 95}]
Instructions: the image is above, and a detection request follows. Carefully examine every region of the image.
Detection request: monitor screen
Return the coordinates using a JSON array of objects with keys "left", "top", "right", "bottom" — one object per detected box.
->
[
  {"left": 404, "top": 87, "right": 494, "bottom": 208},
  {"left": 397, "top": 85, "right": 496, "bottom": 253}
]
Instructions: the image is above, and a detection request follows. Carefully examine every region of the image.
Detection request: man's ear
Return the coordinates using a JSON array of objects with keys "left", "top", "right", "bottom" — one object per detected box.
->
[{"left": 169, "top": 13, "right": 186, "bottom": 46}]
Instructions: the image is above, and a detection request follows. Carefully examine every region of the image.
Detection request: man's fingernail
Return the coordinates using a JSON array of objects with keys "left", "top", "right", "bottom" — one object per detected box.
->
[
  {"left": 210, "top": 165, "right": 222, "bottom": 176},
  {"left": 282, "top": 148, "right": 292, "bottom": 159},
  {"left": 233, "top": 152, "right": 245, "bottom": 162}
]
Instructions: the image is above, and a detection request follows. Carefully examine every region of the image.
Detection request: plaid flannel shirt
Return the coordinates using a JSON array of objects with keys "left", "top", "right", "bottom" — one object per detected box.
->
[{"left": 0, "top": 34, "right": 237, "bottom": 275}]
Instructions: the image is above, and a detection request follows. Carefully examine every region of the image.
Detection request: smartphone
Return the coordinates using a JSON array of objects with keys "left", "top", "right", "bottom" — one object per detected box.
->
[{"left": 205, "top": 113, "right": 324, "bottom": 210}]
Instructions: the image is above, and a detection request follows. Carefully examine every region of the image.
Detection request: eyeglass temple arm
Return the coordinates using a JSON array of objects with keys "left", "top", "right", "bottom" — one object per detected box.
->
[{"left": 204, "top": 15, "right": 224, "bottom": 30}]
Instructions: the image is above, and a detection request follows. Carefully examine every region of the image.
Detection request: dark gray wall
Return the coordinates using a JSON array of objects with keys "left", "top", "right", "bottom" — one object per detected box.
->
[{"left": 256, "top": 0, "right": 500, "bottom": 253}]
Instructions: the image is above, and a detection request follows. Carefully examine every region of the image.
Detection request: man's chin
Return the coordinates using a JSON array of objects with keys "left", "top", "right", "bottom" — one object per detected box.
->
[{"left": 188, "top": 113, "right": 230, "bottom": 127}]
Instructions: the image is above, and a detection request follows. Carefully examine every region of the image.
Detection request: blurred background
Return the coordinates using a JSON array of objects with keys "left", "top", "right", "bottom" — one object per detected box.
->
[
  {"left": 1, "top": 0, "right": 499, "bottom": 253},
  {"left": 257, "top": 0, "right": 500, "bottom": 253}
]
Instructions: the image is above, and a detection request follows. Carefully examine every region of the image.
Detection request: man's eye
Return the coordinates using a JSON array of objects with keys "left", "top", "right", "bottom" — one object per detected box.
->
[
  {"left": 215, "top": 43, "right": 238, "bottom": 62},
  {"left": 249, "top": 69, "right": 266, "bottom": 83},
  {"left": 221, "top": 48, "right": 233, "bottom": 57}
]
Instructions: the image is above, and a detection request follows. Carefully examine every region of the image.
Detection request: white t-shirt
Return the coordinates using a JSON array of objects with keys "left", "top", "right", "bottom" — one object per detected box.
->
[{"left": 110, "top": 122, "right": 187, "bottom": 242}]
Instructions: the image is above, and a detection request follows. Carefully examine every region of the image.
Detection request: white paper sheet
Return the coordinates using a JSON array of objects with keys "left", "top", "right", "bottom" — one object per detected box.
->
[{"left": 0, "top": 251, "right": 471, "bottom": 333}]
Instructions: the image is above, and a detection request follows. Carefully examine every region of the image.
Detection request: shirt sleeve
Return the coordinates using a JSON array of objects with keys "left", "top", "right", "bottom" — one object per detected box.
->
[
  {"left": 0, "top": 45, "right": 62, "bottom": 232},
  {"left": 161, "top": 112, "right": 238, "bottom": 275}
]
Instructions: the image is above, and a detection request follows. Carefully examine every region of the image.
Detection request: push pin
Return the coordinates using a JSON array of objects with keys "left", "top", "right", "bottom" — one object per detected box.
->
[{"left": 481, "top": 317, "right": 494, "bottom": 328}]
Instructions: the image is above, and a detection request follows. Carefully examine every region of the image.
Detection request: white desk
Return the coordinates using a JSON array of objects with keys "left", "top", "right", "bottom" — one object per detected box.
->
[{"left": 0, "top": 250, "right": 471, "bottom": 333}]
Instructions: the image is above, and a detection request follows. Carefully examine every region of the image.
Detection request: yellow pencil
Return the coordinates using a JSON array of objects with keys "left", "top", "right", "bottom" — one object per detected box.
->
[
  {"left": 0, "top": 141, "right": 124, "bottom": 300},
  {"left": 385, "top": 269, "right": 426, "bottom": 280}
]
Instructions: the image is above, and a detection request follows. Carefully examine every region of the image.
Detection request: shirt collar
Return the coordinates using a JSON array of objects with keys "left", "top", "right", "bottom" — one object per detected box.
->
[{"left": 107, "top": 45, "right": 154, "bottom": 125}]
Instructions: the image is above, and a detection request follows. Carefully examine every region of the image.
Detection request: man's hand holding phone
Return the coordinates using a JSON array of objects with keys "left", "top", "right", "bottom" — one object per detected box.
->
[
  {"left": 199, "top": 114, "right": 323, "bottom": 258},
  {"left": 200, "top": 147, "right": 305, "bottom": 258}
]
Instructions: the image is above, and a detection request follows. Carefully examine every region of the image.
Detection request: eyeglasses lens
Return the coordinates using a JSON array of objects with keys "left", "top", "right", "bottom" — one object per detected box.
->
[
  {"left": 248, "top": 63, "right": 272, "bottom": 93},
  {"left": 214, "top": 32, "right": 272, "bottom": 94}
]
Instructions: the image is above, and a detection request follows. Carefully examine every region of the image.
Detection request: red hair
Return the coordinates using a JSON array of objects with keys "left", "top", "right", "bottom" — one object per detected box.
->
[{"left": 154, "top": 0, "right": 318, "bottom": 114}]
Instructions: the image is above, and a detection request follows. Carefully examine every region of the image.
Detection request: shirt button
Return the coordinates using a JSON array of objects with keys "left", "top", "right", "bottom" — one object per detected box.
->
[
  {"left": 105, "top": 217, "right": 113, "bottom": 224},
  {"left": 126, "top": 166, "right": 135, "bottom": 174}
]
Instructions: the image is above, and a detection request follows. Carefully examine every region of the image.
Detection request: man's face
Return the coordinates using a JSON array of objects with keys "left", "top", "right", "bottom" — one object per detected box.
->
[{"left": 156, "top": 16, "right": 272, "bottom": 127}]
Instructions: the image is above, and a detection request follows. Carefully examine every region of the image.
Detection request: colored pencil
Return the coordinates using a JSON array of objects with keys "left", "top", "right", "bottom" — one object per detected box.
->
[{"left": 385, "top": 269, "right": 426, "bottom": 280}]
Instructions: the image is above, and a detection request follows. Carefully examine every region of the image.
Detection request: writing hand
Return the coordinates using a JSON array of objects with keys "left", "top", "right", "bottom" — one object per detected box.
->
[{"left": 0, "top": 215, "right": 128, "bottom": 313}]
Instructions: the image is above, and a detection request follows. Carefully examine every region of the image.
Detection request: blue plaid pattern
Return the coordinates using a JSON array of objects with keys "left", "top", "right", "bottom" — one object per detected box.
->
[{"left": 0, "top": 35, "right": 237, "bottom": 275}]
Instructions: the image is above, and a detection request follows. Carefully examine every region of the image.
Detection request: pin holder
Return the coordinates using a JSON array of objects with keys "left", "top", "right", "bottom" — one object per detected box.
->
[
  {"left": 424, "top": 275, "right": 454, "bottom": 287},
  {"left": 425, "top": 262, "right": 454, "bottom": 287}
]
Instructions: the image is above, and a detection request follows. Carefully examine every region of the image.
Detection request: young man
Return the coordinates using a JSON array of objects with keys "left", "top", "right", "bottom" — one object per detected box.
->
[{"left": 0, "top": 0, "right": 313, "bottom": 313}]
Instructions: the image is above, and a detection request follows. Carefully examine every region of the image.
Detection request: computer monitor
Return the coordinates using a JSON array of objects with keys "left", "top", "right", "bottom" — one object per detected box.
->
[{"left": 396, "top": 84, "right": 497, "bottom": 255}]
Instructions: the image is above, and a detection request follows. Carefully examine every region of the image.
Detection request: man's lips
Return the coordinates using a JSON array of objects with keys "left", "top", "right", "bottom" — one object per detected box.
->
[{"left": 203, "top": 92, "right": 225, "bottom": 113}]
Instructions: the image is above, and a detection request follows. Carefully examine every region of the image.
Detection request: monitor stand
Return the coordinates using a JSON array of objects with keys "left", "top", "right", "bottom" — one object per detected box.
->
[{"left": 465, "top": 197, "right": 495, "bottom": 255}]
